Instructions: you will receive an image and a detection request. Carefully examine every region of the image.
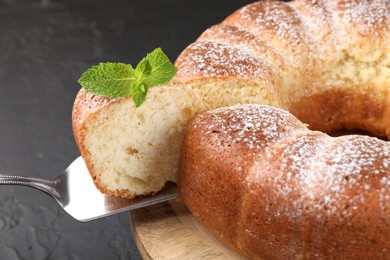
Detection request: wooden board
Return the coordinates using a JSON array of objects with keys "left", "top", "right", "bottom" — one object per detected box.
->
[{"left": 130, "top": 199, "right": 249, "bottom": 260}]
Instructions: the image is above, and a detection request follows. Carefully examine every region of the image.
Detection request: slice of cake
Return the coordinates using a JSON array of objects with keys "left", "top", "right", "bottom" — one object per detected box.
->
[{"left": 72, "top": 82, "right": 207, "bottom": 198}]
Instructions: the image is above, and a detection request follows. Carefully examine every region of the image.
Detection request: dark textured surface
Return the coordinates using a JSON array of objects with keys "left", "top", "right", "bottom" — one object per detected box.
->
[{"left": 0, "top": 0, "right": 253, "bottom": 259}]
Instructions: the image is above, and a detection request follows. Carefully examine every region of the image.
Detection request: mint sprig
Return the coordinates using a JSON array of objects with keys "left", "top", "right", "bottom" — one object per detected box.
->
[{"left": 78, "top": 48, "right": 177, "bottom": 107}]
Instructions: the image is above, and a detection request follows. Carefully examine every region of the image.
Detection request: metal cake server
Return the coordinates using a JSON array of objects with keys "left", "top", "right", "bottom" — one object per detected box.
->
[{"left": 0, "top": 157, "right": 180, "bottom": 222}]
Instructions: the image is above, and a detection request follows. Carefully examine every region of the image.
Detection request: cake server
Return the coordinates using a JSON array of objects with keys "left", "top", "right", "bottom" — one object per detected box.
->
[{"left": 0, "top": 157, "right": 180, "bottom": 222}]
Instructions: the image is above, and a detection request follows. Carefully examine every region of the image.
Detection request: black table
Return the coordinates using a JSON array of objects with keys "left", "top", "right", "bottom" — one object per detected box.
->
[{"left": 0, "top": 0, "right": 253, "bottom": 258}]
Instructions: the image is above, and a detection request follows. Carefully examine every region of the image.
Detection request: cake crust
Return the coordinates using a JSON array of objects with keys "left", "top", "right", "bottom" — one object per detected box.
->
[{"left": 179, "top": 105, "right": 390, "bottom": 259}]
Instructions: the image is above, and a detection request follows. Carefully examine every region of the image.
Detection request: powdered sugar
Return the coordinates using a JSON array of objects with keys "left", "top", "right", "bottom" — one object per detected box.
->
[
  {"left": 198, "top": 24, "right": 285, "bottom": 70},
  {"left": 178, "top": 1, "right": 389, "bottom": 256},
  {"left": 232, "top": 1, "right": 305, "bottom": 48},
  {"left": 333, "top": 0, "right": 389, "bottom": 34},
  {"left": 176, "top": 41, "right": 273, "bottom": 83},
  {"left": 194, "top": 105, "right": 304, "bottom": 154},
  {"left": 195, "top": 104, "right": 390, "bottom": 223},
  {"left": 247, "top": 115, "right": 390, "bottom": 222},
  {"left": 298, "top": 135, "right": 389, "bottom": 220},
  {"left": 72, "top": 89, "right": 115, "bottom": 127}
]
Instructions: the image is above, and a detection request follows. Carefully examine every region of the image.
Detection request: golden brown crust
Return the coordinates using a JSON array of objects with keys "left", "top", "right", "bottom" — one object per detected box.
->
[
  {"left": 179, "top": 105, "right": 390, "bottom": 259},
  {"left": 176, "top": 1, "right": 389, "bottom": 258},
  {"left": 175, "top": 41, "right": 277, "bottom": 87},
  {"left": 289, "top": 88, "right": 390, "bottom": 137},
  {"left": 175, "top": 0, "right": 390, "bottom": 138}
]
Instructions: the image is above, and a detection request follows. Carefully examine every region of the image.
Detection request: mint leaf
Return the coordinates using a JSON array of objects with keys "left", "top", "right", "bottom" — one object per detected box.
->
[
  {"left": 78, "top": 48, "right": 177, "bottom": 107},
  {"left": 134, "top": 57, "right": 152, "bottom": 80},
  {"left": 132, "top": 92, "right": 147, "bottom": 108},
  {"left": 132, "top": 92, "right": 146, "bottom": 107},
  {"left": 130, "top": 82, "right": 148, "bottom": 107},
  {"left": 78, "top": 62, "right": 136, "bottom": 98},
  {"left": 135, "top": 48, "right": 177, "bottom": 86}
]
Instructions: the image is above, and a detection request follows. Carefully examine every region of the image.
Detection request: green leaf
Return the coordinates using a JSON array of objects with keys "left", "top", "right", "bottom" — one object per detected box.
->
[
  {"left": 78, "top": 48, "right": 177, "bottom": 107},
  {"left": 78, "top": 62, "right": 136, "bottom": 98},
  {"left": 132, "top": 91, "right": 147, "bottom": 107},
  {"left": 135, "top": 48, "right": 177, "bottom": 86},
  {"left": 134, "top": 57, "right": 152, "bottom": 80}
]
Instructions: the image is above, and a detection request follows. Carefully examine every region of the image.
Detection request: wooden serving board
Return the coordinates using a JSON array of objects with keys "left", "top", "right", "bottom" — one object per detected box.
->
[{"left": 130, "top": 199, "right": 250, "bottom": 260}]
